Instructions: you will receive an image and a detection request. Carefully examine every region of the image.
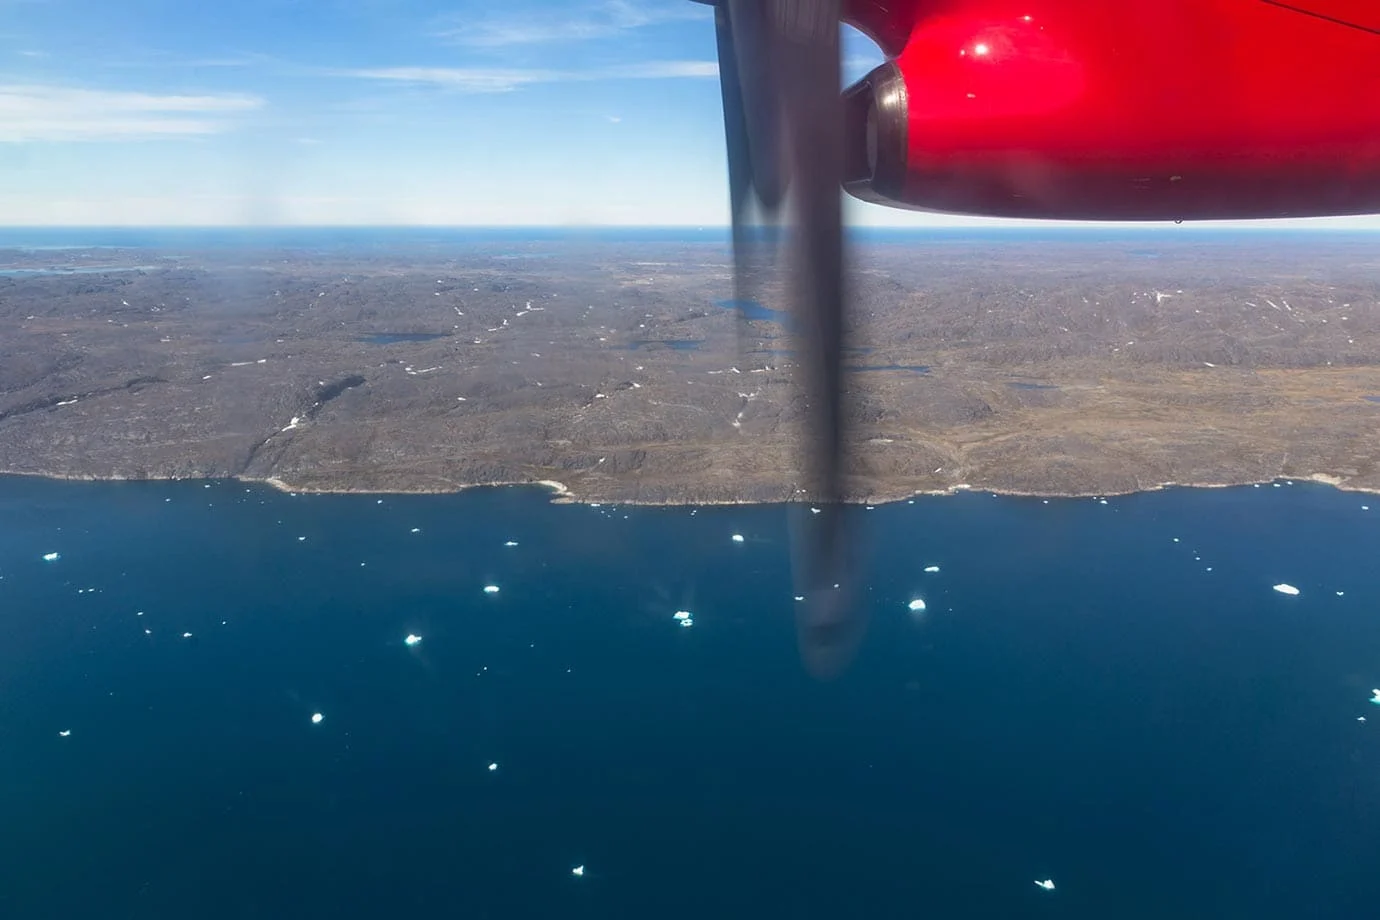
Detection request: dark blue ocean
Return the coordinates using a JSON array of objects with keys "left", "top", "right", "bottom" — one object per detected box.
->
[{"left": 1, "top": 475, "right": 1377, "bottom": 919}]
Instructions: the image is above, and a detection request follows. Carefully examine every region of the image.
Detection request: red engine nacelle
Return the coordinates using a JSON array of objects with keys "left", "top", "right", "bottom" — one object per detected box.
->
[{"left": 841, "top": 0, "right": 1380, "bottom": 219}]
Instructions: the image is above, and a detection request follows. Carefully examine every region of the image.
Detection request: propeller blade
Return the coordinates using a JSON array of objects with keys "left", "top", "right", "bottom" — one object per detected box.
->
[
  {"left": 709, "top": 0, "right": 861, "bottom": 678},
  {"left": 768, "top": 0, "right": 860, "bottom": 678}
]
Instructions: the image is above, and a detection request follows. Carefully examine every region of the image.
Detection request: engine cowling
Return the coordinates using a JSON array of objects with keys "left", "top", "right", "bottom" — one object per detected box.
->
[{"left": 842, "top": 0, "right": 1380, "bottom": 220}]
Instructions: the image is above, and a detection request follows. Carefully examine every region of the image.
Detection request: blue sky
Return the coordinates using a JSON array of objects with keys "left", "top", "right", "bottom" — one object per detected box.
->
[{"left": 1, "top": 0, "right": 1376, "bottom": 227}]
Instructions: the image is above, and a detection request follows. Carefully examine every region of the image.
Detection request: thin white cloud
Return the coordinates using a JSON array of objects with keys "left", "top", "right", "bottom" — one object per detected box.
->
[
  {"left": 434, "top": 0, "right": 708, "bottom": 47},
  {"left": 345, "top": 67, "right": 560, "bottom": 93},
  {"left": 344, "top": 60, "right": 716, "bottom": 93},
  {"left": 606, "top": 60, "right": 718, "bottom": 78},
  {"left": 0, "top": 84, "right": 263, "bottom": 141}
]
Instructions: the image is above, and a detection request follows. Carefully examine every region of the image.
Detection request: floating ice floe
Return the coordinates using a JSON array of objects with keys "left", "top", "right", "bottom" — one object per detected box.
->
[
  {"left": 1034, "top": 879, "right": 1055, "bottom": 891},
  {"left": 924, "top": 565, "right": 940, "bottom": 573},
  {"left": 1273, "top": 583, "right": 1300, "bottom": 596},
  {"left": 182, "top": 632, "right": 193, "bottom": 639},
  {"left": 731, "top": 533, "right": 744, "bottom": 543},
  {"left": 1337, "top": 591, "right": 1345, "bottom": 597},
  {"left": 297, "top": 536, "right": 306, "bottom": 542},
  {"left": 1358, "top": 716, "right": 1366, "bottom": 722},
  {"left": 1370, "top": 689, "right": 1380, "bottom": 705},
  {"left": 410, "top": 528, "right": 421, "bottom": 533},
  {"left": 907, "top": 598, "right": 926, "bottom": 612},
  {"left": 58, "top": 730, "right": 71, "bottom": 737},
  {"left": 404, "top": 634, "right": 423, "bottom": 647},
  {"left": 504, "top": 541, "right": 518, "bottom": 547},
  {"left": 571, "top": 865, "right": 585, "bottom": 878},
  {"left": 673, "top": 610, "right": 694, "bottom": 628},
  {"left": 42, "top": 552, "right": 60, "bottom": 562},
  {"left": 488, "top": 762, "right": 498, "bottom": 771},
  {"left": 311, "top": 712, "right": 324, "bottom": 724},
  {"left": 483, "top": 585, "right": 500, "bottom": 594},
  {"left": 794, "top": 596, "right": 805, "bottom": 602}
]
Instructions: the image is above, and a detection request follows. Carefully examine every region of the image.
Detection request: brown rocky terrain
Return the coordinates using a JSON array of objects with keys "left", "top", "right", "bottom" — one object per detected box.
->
[{"left": 2, "top": 230, "right": 1378, "bottom": 503}]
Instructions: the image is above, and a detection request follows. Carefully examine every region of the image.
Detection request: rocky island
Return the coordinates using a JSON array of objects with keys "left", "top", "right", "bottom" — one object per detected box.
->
[{"left": 2, "top": 230, "right": 1379, "bottom": 503}]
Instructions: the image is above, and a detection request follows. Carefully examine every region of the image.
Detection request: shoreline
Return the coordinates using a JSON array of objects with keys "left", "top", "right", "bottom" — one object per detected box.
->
[{"left": 3, "top": 467, "right": 1376, "bottom": 506}]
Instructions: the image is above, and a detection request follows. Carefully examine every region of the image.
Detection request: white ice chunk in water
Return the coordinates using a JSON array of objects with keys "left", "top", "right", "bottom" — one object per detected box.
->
[
  {"left": 58, "top": 730, "right": 71, "bottom": 737},
  {"left": 907, "top": 598, "right": 927, "bottom": 612},
  {"left": 42, "top": 552, "right": 60, "bottom": 562},
  {"left": 182, "top": 632, "right": 193, "bottom": 638},
  {"left": 483, "top": 585, "right": 500, "bottom": 594},
  {"left": 310, "top": 712, "right": 324, "bottom": 724},
  {"left": 673, "top": 610, "right": 691, "bottom": 620},
  {"left": 410, "top": 528, "right": 421, "bottom": 533},
  {"left": 794, "top": 596, "right": 805, "bottom": 602},
  {"left": 924, "top": 565, "right": 940, "bottom": 573},
  {"left": 404, "top": 634, "right": 422, "bottom": 647},
  {"left": 1035, "top": 879, "right": 1056, "bottom": 891},
  {"left": 1370, "top": 689, "right": 1380, "bottom": 705},
  {"left": 488, "top": 762, "right": 498, "bottom": 771},
  {"left": 1273, "top": 583, "right": 1300, "bottom": 596},
  {"left": 504, "top": 541, "right": 519, "bottom": 547},
  {"left": 571, "top": 865, "right": 585, "bottom": 877},
  {"left": 731, "top": 533, "right": 745, "bottom": 543}
]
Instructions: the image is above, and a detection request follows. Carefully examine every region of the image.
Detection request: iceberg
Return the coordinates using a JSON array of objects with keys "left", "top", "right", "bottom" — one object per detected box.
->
[
  {"left": 1273, "top": 583, "right": 1300, "bottom": 596},
  {"left": 731, "top": 533, "right": 744, "bottom": 543},
  {"left": 483, "top": 585, "right": 500, "bottom": 594},
  {"left": 907, "top": 598, "right": 926, "bottom": 612},
  {"left": 42, "top": 552, "right": 60, "bottom": 562},
  {"left": 1034, "top": 879, "right": 1055, "bottom": 891},
  {"left": 404, "top": 634, "right": 422, "bottom": 647},
  {"left": 924, "top": 565, "right": 940, "bottom": 573}
]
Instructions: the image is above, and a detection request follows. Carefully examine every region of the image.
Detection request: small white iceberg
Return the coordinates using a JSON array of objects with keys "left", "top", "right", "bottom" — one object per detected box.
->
[
  {"left": 923, "top": 565, "right": 940, "bottom": 573},
  {"left": 311, "top": 712, "right": 324, "bottom": 724},
  {"left": 488, "top": 762, "right": 498, "bottom": 771},
  {"left": 1034, "top": 879, "right": 1055, "bottom": 891},
  {"left": 504, "top": 540, "right": 519, "bottom": 547},
  {"left": 58, "top": 729, "right": 71, "bottom": 737},
  {"left": 731, "top": 533, "right": 744, "bottom": 543},
  {"left": 907, "top": 598, "right": 926, "bottom": 613},
  {"left": 673, "top": 610, "right": 694, "bottom": 628},
  {"left": 42, "top": 552, "right": 60, "bottom": 562},
  {"left": 182, "top": 632, "right": 193, "bottom": 639},
  {"left": 571, "top": 865, "right": 585, "bottom": 878},
  {"left": 1273, "top": 583, "right": 1300, "bottom": 596},
  {"left": 483, "top": 585, "right": 500, "bottom": 594},
  {"left": 1370, "top": 689, "right": 1380, "bottom": 705},
  {"left": 404, "top": 634, "right": 423, "bottom": 647}
]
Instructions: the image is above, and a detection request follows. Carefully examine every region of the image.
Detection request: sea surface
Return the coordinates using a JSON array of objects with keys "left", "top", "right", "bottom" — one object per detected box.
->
[{"left": 1, "top": 475, "right": 1377, "bottom": 919}]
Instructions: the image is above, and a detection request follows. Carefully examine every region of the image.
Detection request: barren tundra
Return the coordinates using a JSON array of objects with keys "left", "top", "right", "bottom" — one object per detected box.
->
[{"left": 2, "top": 231, "right": 1379, "bottom": 503}]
